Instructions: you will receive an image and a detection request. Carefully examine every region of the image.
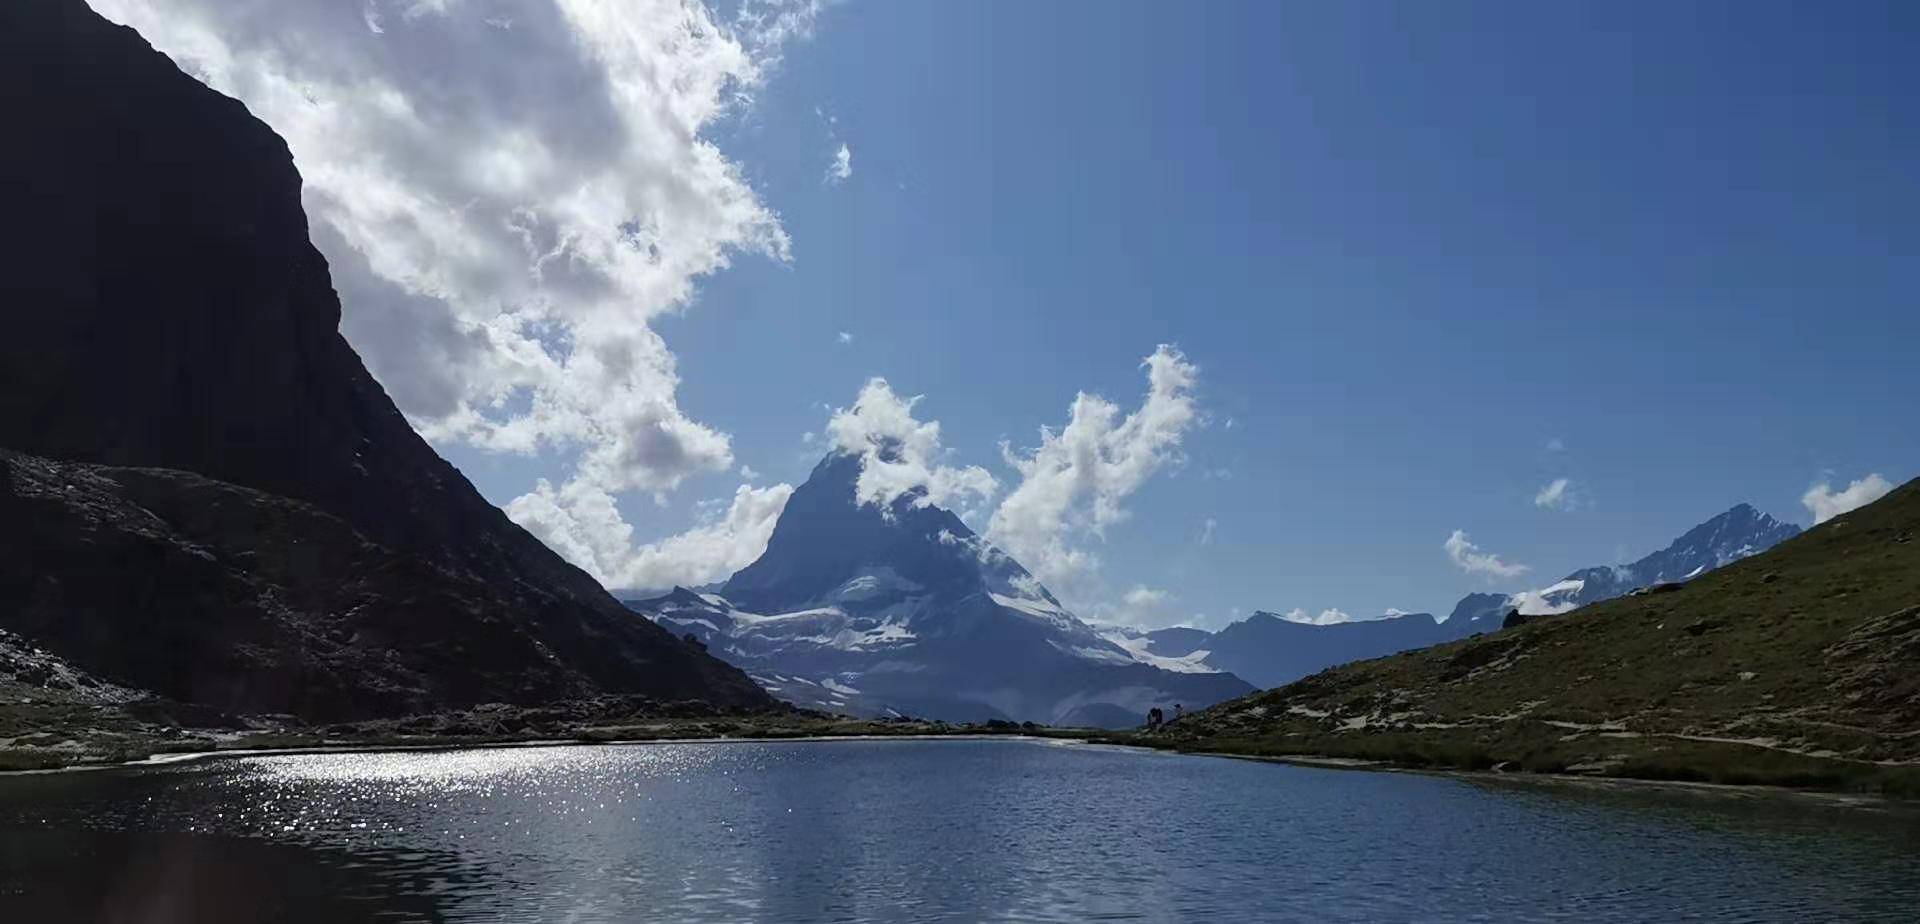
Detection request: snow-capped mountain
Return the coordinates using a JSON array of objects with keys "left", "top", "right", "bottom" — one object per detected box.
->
[
  {"left": 1443, "top": 502, "right": 1802, "bottom": 634},
  {"left": 628, "top": 452, "right": 1252, "bottom": 727},
  {"left": 1132, "top": 502, "right": 1806, "bottom": 691}
]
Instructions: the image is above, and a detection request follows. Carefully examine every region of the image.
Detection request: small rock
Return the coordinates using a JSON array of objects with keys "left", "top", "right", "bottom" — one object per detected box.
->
[{"left": 1683, "top": 618, "right": 1727, "bottom": 637}]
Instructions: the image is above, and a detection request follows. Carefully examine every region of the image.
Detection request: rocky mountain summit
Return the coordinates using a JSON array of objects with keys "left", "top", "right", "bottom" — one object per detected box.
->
[
  {"left": 1444, "top": 503, "right": 1803, "bottom": 635},
  {"left": 0, "top": 0, "right": 770, "bottom": 722},
  {"left": 631, "top": 452, "right": 1253, "bottom": 726}
]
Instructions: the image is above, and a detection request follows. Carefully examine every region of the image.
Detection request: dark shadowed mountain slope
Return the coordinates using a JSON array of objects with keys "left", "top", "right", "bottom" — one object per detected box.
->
[
  {"left": 632, "top": 453, "right": 1253, "bottom": 727},
  {"left": 1166, "top": 478, "right": 1920, "bottom": 790},
  {"left": 0, "top": 0, "right": 769, "bottom": 718}
]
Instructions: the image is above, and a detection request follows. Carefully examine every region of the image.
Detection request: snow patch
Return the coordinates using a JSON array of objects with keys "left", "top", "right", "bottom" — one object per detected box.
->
[{"left": 1099, "top": 629, "right": 1224, "bottom": 674}]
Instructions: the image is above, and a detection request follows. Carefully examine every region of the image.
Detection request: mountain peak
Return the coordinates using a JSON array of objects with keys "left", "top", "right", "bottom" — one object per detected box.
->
[
  {"left": 1444, "top": 500, "right": 1803, "bottom": 633},
  {"left": 649, "top": 451, "right": 1254, "bottom": 725},
  {"left": 722, "top": 452, "right": 1048, "bottom": 616}
]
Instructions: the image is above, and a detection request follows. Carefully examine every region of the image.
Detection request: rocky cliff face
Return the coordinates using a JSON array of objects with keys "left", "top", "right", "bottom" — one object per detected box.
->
[{"left": 0, "top": 0, "right": 770, "bottom": 719}]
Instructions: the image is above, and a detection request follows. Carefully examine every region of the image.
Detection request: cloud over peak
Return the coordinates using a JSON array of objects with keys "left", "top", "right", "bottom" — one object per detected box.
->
[
  {"left": 1280, "top": 608, "right": 1353, "bottom": 626},
  {"left": 826, "top": 378, "right": 997, "bottom": 514},
  {"left": 1444, "top": 529, "right": 1530, "bottom": 580},
  {"left": 986, "top": 345, "right": 1199, "bottom": 598},
  {"left": 1803, "top": 473, "right": 1893, "bottom": 524}
]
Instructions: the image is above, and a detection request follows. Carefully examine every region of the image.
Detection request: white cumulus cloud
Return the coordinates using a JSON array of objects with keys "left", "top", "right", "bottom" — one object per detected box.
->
[
  {"left": 93, "top": 0, "right": 823, "bottom": 516},
  {"left": 1508, "top": 588, "right": 1579, "bottom": 617},
  {"left": 1802, "top": 473, "right": 1894, "bottom": 524},
  {"left": 1444, "top": 529, "right": 1530, "bottom": 580},
  {"left": 1280, "top": 608, "right": 1353, "bottom": 626},
  {"left": 987, "top": 345, "right": 1199, "bottom": 601},
  {"left": 509, "top": 479, "right": 794, "bottom": 592},
  {"left": 825, "top": 379, "right": 997, "bottom": 514}
]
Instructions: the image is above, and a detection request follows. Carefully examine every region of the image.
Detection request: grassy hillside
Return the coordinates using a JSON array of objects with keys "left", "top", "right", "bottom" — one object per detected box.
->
[{"left": 1161, "top": 477, "right": 1920, "bottom": 795}]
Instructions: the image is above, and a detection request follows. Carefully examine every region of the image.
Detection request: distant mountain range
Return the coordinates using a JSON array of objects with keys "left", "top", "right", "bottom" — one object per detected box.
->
[
  {"left": 1164, "top": 477, "right": 1920, "bottom": 791},
  {"left": 1131, "top": 502, "right": 1803, "bottom": 690},
  {"left": 628, "top": 452, "right": 1253, "bottom": 727},
  {"left": 1442, "top": 503, "right": 1802, "bottom": 636}
]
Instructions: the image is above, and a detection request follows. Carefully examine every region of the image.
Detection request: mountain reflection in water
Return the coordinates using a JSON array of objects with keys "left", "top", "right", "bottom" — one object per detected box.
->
[{"left": 2, "top": 739, "right": 1916, "bottom": 922}]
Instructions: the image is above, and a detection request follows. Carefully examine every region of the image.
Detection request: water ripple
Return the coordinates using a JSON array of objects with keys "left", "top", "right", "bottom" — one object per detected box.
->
[{"left": 1, "top": 739, "right": 1917, "bottom": 922}]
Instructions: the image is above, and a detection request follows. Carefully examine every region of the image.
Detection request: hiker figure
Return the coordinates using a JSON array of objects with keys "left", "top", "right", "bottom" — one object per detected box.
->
[
  {"left": 1146, "top": 707, "right": 1163, "bottom": 729},
  {"left": 1173, "top": 703, "right": 1184, "bottom": 722}
]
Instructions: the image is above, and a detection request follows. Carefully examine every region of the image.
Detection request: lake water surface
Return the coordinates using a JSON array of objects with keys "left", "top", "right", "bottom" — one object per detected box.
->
[{"left": 0, "top": 738, "right": 1915, "bottom": 921}]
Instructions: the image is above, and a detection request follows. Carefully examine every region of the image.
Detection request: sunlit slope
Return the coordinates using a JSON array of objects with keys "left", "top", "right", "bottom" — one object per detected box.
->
[{"left": 1167, "top": 478, "right": 1920, "bottom": 792}]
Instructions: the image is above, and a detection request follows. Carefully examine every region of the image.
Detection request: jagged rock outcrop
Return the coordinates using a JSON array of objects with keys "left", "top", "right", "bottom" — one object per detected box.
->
[{"left": 0, "top": 0, "right": 770, "bottom": 719}]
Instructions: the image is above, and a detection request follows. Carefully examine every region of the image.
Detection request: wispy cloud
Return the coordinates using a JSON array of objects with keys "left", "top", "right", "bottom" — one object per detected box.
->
[
  {"left": 836, "top": 330, "right": 853, "bottom": 345},
  {"left": 1534, "top": 477, "right": 1572, "bottom": 510},
  {"left": 1199, "top": 516, "right": 1218, "bottom": 546},
  {"left": 826, "top": 142, "right": 853, "bottom": 184},
  {"left": 987, "top": 346, "right": 1200, "bottom": 603},
  {"left": 1802, "top": 473, "right": 1893, "bottom": 524},
  {"left": 1444, "top": 529, "right": 1529, "bottom": 580}
]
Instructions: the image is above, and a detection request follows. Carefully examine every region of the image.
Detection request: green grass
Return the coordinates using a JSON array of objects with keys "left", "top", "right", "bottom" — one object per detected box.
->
[{"left": 1162, "top": 478, "right": 1920, "bottom": 797}]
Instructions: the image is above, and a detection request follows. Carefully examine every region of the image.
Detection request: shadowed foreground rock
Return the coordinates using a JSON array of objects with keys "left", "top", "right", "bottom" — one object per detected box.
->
[{"left": 0, "top": 0, "right": 772, "bottom": 721}]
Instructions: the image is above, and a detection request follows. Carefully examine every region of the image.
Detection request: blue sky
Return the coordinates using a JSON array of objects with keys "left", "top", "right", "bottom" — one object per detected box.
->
[
  {"left": 470, "top": 1, "right": 1916, "bottom": 625},
  {"left": 113, "top": 1, "right": 1918, "bottom": 629}
]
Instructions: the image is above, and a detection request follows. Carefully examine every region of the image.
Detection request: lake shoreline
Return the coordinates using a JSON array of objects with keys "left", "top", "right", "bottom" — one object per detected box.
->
[
  {"left": 0, "top": 707, "right": 1106, "bottom": 775},
  {"left": 4, "top": 718, "right": 1910, "bottom": 810},
  {"left": 1181, "top": 748, "right": 1914, "bottom": 811}
]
